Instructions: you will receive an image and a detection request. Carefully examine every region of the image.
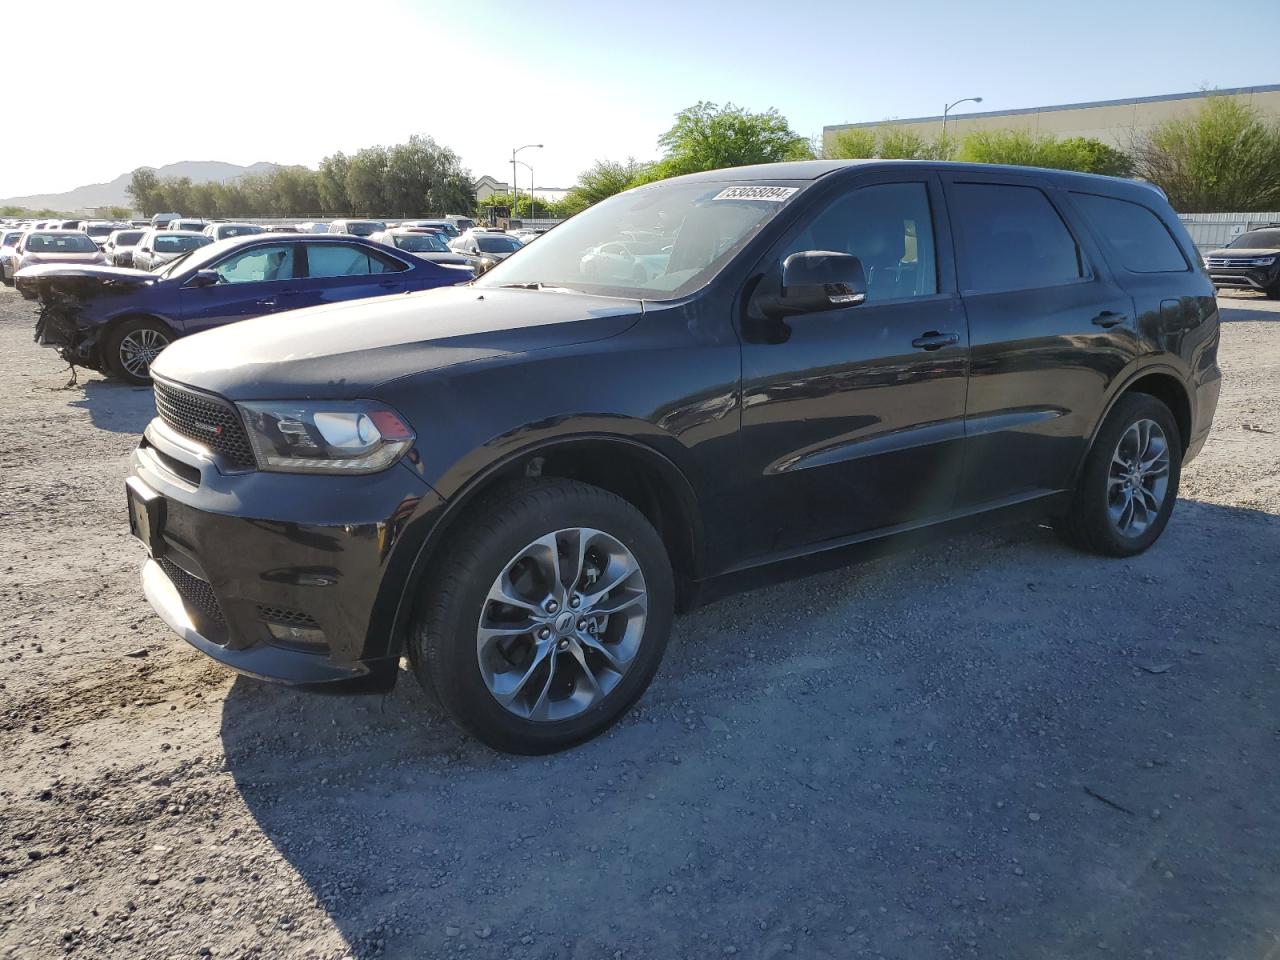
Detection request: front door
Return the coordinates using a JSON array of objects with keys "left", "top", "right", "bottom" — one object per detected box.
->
[
  {"left": 178, "top": 242, "right": 303, "bottom": 334},
  {"left": 735, "top": 175, "right": 970, "bottom": 561},
  {"left": 939, "top": 173, "right": 1138, "bottom": 507}
]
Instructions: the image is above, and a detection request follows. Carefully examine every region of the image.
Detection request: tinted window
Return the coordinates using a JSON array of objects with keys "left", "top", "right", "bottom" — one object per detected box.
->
[
  {"left": 475, "top": 234, "right": 522, "bottom": 253},
  {"left": 219, "top": 224, "right": 264, "bottom": 239},
  {"left": 213, "top": 244, "right": 298, "bottom": 283},
  {"left": 154, "top": 234, "right": 210, "bottom": 253},
  {"left": 114, "top": 231, "right": 144, "bottom": 245},
  {"left": 306, "top": 244, "right": 400, "bottom": 278},
  {"left": 1229, "top": 229, "right": 1280, "bottom": 249},
  {"left": 394, "top": 234, "right": 449, "bottom": 252},
  {"left": 1071, "top": 193, "right": 1187, "bottom": 273},
  {"left": 25, "top": 233, "right": 98, "bottom": 252},
  {"left": 949, "top": 183, "right": 1083, "bottom": 292},
  {"left": 784, "top": 181, "right": 937, "bottom": 302}
]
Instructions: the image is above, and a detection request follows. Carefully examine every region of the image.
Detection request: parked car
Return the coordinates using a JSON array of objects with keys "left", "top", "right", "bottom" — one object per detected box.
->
[
  {"left": 168, "top": 218, "right": 207, "bottom": 234},
  {"left": 83, "top": 221, "right": 126, "bottom": 249},
  {"left": 327, "top": 219, "right": 385, "bottom": 237},
  {"left": 0, "top": 229, "right": 26, "bottom": 284},
  {"left": 150, "top": 212, "right": 182, "bottom": 228},
  {"left": 122, "top": 160, "right": 1220, "bottom": 753},
  {"left": 23, "top": 233, "right": 468, "bottom": 384},
  {"left": 450, "top": 228, "right": 523, "bottom": 260},
  {"left": 131, "top": 230, "right": 212, "bottom": 271},
  {"left": 400, "top": 219, "right": 459, "bottom": 239},
  {"left": 12, "top": 230, "right": 106, "bottom": 282},
  {"left": 1202, "top": 226, "right": 1280, "bottom": 297},
  {"left": 297, "top": 221, "right": 330, "bottom": 234},
  {"left": 204, "top": 222, "right": 264, "bottom": 241},
  {"left": 368, "top": 228, "right": 480, "bottom": 272},
  {"left": 130, "top": 219, "right": 152, "bottom": 228},
  {"left": 446, "top": 215, "right": 477, "bottom": 233},
  {"left": 56, "top": 219, "right": 84, "bottom": 231},
  {"left": 103, "top": 228, "right": 146, "bottom": 268},
  {"left": 263, "top": 224, "right": 301, "bottom": 234}
]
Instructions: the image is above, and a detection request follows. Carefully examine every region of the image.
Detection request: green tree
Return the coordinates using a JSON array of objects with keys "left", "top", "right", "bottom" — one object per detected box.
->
[
  {"left": 823, "top": 128, "right": 877, "bottom": 160},
  {"left": 317, "top": 152, "right": 351, "bottom": 215},
  {"left": 956, "top": 129, "right": 1131, "bottom": 175},
  {"left": 100, "top": 205, "right": 132, "bottom": 220},
  {"left": 1132, "top": 95, "right": 1280, "bottom": 211},
  {"left": 561, "top": 158, "right": 652, "bottom": 215},
  {"left": 877, "top": 128, "right": 948, "bottom": 160},
  {"left": 345, "top": 147, "right": 390, "bottom": 215},
  {"left": 126, "top": 168, "right": 160, "bottom": 215},
  {"left": 652, "top": 101, "right": 812, "bottom": 179}
]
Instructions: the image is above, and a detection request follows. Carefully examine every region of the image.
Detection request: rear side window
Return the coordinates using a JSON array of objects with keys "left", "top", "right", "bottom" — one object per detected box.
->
[
  {"left": 948, "top": 183, "right": 1083, "bottom": 293},
  {"left": 1070, "top": 193, "right": 1188, "bottom": 273},
  {"left": 306, "top": 243, "right": 403, "bottom": 278}
]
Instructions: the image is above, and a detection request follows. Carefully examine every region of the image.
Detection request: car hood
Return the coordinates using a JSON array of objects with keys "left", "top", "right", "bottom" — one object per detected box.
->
[
  {"left": 1206, "top": 246, "right": 1280, "bottom": 258},
  {"left": 152, "top": 285, "right": 644, "bottom": 400}
]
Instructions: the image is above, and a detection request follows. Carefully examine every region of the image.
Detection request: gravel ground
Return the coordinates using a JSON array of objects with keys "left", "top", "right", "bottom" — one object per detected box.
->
[{"left": 0, "top": 287, "right": 1277, "bottom": 960}]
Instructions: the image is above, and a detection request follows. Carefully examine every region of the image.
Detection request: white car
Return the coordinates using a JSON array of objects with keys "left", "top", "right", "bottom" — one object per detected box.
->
[
  {"left": 579, "top": 240, "right": 671, "bottom": 283},
  {"left": 131, "top": 229, "right": 212, "bottom": 271},
  {"left": 449, "top": 228, "right": 524, "bottom": 261},
  {"left": 203, "top": 222, "right": 265, "bottom": 242},
  {"left": 0, "top": 229, "right": 26, "bottom": 284},
  {"left": 13, "top": 230, "right": 107, "bottom": 277}
]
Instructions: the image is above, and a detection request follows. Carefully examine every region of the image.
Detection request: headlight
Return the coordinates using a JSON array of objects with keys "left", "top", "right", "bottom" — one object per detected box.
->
[
  {"left": 1253, "top": 256, "right": 1276, "bottom": 266},
  {"left": 237, "top": 400, "right": 415, "bottom": 474}
]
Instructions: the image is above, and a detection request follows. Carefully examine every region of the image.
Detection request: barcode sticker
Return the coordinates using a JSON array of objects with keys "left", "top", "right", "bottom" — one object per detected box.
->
[{"left": 711, "top": 185, "right": 799, "bottom": 202}]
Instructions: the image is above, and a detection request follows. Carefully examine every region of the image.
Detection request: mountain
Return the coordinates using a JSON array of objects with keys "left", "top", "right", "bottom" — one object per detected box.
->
[{"left": 0, "top": 161, "right": 282, "bottom": 213}]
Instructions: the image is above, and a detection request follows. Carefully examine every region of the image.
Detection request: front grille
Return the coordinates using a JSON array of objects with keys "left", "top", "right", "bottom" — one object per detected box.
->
[
  {"left": 256, "top": 605, "right": 320, "bottom": 628},
  {"left": 158, "top": 557, "right": 225, "bottom": 624},
  {"left": 1207, "top": 256, "right": 1270, "bottom": 268},
  {"left": 153, "top": 379, "right": 256, "bottom": 469}
]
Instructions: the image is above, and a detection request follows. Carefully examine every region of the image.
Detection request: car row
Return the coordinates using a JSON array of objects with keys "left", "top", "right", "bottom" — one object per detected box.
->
[
  {"left": 20, "top": 233, "right": 469, "bottom": 383},
  {"left": 1202, "top": 225, "right": 1280, "bottom": 297}
]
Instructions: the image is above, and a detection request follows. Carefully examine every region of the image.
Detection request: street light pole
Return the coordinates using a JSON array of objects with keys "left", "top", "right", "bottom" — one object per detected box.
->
[
  {"left": 941, "top": 96, "right": 983, "bottom": 154},
  {"left": 511, "top": 143, "right": 543, "bottom": 223},
  {"left": 515, "top": 160, "right": 535, "bottom": 222}
]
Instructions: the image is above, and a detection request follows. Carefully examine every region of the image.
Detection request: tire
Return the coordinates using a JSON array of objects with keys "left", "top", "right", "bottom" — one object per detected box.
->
[
  {"left": 412, "top": 478, "right": 675, "bottom": 754},
  {"left": 1265, "top": 282, "right": 1280, "bottom": 300},
  {"left": 104, "top": 317, "right": 173, "bottom": 385},
  {"left": 1057, "top": 393, "right": 1181, "bottom": 557}
]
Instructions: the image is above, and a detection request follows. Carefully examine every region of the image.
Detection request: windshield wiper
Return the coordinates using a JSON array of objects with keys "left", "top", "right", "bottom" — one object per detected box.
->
[{"left": 495, "top": 282, "right": 575, "bottom": 292}]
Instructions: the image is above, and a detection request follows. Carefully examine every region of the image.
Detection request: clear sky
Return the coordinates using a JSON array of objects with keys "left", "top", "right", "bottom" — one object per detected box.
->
[{"left": 4, "top": 0, "right": 1278, "bottom": 199}]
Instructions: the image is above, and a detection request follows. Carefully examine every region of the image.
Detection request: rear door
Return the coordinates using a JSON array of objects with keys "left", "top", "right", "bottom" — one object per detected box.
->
[
  {"left": 295, "top": 242, "right": 411, "bottom": 309},
  {"left": 940, "top": 172, "right": 1136, "bottom": 507},
  {"left": 177, "top": 242, "right": 304, "bottom": 334},
  {"left": 735, "top": 172, "right": 970, "bottom": 558}
]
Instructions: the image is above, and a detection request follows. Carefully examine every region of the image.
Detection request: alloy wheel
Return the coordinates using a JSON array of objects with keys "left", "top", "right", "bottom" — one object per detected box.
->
[
  {"left": 476, "top": 527, "right": 648, "bottom": 722},
  {"left": 1108, "top": 418, "right": 1170, "bottom": 537},
  {"left": 118, "top": 328, "right": 170, "bottom": 379}
]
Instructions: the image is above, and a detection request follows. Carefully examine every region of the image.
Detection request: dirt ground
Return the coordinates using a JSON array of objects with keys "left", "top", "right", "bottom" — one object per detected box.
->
[{"left": 0, "top": 286, "right": 1277, "bottom": 960}]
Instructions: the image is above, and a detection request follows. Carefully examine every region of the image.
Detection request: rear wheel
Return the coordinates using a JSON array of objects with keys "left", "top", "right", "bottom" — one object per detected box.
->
[
  {"left": 1057, "top": 393, "right": 1181, "bottom": 557},
  {"left": 412, "top": 479, "right": 674, "bottom": 754},
  {"left": 104, "top": 317, "right": 172, "bottom": 385}
]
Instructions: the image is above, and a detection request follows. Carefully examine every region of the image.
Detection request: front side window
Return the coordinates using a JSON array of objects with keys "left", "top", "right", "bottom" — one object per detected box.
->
[
  {"left": 949, "top": 182, "right": 1083, "bottom": 293},
  {"left": 213, "top": 244, "right": 298, "bottom": 283},
  {"left": 782, "top": 181, "right": 938, "bottom": 302},
  {"left": 306, "top": 244, "right": 400, "bottom": 278},
  {"left": 1071, "top": 193, "right": 1187, "bottom": 273}
]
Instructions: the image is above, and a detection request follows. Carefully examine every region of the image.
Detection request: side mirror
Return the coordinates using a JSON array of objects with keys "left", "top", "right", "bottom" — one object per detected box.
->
[
  {"left": 778, "top": 251, "right": 867, "bottom": 314},
  {"left": 187, "top": 269, "right": 219, "bottom": 288}
]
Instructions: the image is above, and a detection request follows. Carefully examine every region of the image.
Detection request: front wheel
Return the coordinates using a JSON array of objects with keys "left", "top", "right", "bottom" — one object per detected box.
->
[
  {"left": 412, "top": 479, "right": 674, "bottom": 754},
  {"left": 1057, "top": 393, "right": 1181, "bottom": 557},
  {"left": 104, "top": 317, "right": 173, "bottom": 385}
]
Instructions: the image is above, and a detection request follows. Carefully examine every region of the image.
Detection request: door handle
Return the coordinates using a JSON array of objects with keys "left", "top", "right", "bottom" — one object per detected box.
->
[
  {"left": 1091, "top": 310, "right": 1127, "bottom": 328},
  {"left": 911, "top": 331, "right": 960, "bottom": 351},
  {"left": 255, "top": 298, "right": 277, "bottom": 308},
  {"left": 378, "top": 280, "right": 401, "bottom": 289}
]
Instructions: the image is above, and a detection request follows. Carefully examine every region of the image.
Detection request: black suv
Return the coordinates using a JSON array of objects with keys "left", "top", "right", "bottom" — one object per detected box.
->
[
  {"left": 126, "top": 160, "right": 1221, "bottom": 753},
  {"left": 1203, "top": 225, "right": 1280, "bottom": 297}
]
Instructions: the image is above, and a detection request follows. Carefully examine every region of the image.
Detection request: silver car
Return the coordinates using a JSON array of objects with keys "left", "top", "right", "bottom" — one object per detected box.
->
[{"left": 131, "top": 229, "right": 212, "bottom": 271}]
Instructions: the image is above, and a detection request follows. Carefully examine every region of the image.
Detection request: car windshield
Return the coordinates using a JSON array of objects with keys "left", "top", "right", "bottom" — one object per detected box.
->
[
  {"left": 2, "top": 232, "right": 21, "bottom": 246},
  {"left": 219, "top": 225, "right": 263, "bottom": 238},
  {"left": 115, "top": 231, "right": 144, "bottom": 245},
  {"left": 1228, "top": 229, "right": 1280, "bottom": 249},
  {"left": 345, "top": 221, "right": 382, "bottom": 236},
  {"left": 155, "top": 234, "right": 211, "bottom": 253},
  {"left": 475, "top": 179, "right": 803, "bottom": 299},
  {"left": 25, "top": 233, "right": 98, "bottom": 253},
  {"left": 395, "top": 234, "right": 449, "bottom": 252},
  {"left": 85, "top": 224, "right": 115, "bottom": 237},
  {"left": 475, "top": 234, "right": 523, "bottom": 253}
]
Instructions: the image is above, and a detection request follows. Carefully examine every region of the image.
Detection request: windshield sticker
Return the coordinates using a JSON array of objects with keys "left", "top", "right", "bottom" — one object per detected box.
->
[{"left": 711, "top": 185, "right": 798, "bottom": 202}]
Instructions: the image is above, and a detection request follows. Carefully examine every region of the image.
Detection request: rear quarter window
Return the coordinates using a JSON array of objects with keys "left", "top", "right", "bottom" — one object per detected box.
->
[{"left": 1070, "top": 192, "right": 1188, "bottom": 273}]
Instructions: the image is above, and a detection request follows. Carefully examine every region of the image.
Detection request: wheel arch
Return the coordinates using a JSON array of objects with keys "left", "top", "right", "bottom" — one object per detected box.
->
[
  {"left": 385, "top": 434, "right": 706, "bottom": 661},
  {"left": 1108, "top": 367, "right": 1192, "bottom": 455}
]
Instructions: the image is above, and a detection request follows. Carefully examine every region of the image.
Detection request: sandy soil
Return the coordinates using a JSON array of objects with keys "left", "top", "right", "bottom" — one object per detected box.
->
[{"left": 0, "top": 286, "right": 1277, "bottom": 960}]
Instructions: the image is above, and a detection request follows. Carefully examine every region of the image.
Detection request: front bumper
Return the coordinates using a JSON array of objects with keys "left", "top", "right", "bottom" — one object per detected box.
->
[
  {"left": 131, "top": 416, "right": 444, "bottom": 688},
  {"left": 1208, "top": 264, "right": 1279, "bottom": 291}
]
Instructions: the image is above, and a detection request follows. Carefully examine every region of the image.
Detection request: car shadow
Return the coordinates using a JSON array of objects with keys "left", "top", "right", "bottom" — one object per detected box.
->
[
  {"left": 67, "top": 376, "right": 155, "bottom": 434},
  {"left": 219, "top": 500, "right": 1280, "bottom": 959},
  {"left": 1216, "top": 292, "right": 1279, "bottom": 322}
]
